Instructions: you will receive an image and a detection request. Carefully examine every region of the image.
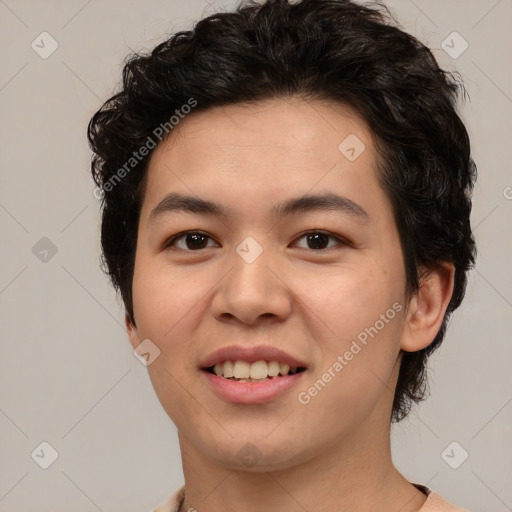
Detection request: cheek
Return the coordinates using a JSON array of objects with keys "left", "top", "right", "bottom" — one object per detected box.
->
[
  {"left": 132, "top": 256, "right": 207, "bottom": 339},
  {"left": 131, "top": 260, "right": 211, "bottom": 425},
  {"left": 130, "top": 257, "right": 211, "bottom": 411},
  {"left": 294, "top": 257, "right": 406, "bottom": 404},
  {"left": 297, "top": 310, "right": 404, "bottom": 435},
  {"left": 297, "top": 256, "right": 405, "bottom": 339}
]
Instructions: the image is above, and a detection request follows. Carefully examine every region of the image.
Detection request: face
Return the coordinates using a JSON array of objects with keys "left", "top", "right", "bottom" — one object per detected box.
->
[{"left": 128, "top": 96, "right": 411, "bottom": 471}]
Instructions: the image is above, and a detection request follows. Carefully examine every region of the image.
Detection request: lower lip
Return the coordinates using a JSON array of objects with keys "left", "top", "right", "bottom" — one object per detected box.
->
[{"left": 201, "top": 370, "right": 306, "bottom": 404}]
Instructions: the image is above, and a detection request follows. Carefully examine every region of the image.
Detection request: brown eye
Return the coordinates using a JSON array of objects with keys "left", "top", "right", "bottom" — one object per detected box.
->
[
  {"left": 293, "top": 231, "right": 347, "bottom": 250},
  {"left": 165, "top": 231, "right": 218, "bottom": 251}
]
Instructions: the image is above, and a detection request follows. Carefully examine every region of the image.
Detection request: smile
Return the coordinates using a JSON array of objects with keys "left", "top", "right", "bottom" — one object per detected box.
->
[{"left": 206, "top": 360, "right": 307, "bottom": 382}]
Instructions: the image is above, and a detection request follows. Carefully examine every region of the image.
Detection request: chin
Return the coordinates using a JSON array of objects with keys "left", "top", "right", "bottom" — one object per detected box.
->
[{"left": 199, "top": 431, "right": 313, "bottom": 473}]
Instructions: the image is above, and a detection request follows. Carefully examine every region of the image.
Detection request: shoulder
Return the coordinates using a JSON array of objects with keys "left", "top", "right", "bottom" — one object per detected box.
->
[
  {"left": 417, "top": 485, "right": 469, "bottom": 512},
  {"left": 152, "top": 484, "right": 469, "bottom": 512},
  {"left": 151, "top": 485, "right": 185, "bottom": 512}
]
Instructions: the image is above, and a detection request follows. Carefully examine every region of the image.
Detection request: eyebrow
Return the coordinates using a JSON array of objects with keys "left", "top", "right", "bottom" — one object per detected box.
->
[{"left": 148, "top": 191, "right": 369, "bottom": 224}]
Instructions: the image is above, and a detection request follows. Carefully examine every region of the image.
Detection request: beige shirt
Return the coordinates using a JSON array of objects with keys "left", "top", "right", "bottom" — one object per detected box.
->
[{"left": 151, "top": 484, "right": 469, "bottom": 512}]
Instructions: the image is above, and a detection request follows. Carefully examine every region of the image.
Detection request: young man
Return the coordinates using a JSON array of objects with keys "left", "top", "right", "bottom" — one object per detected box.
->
[{"left": 88, "top": 0, "right": 476, "bottom": 510}]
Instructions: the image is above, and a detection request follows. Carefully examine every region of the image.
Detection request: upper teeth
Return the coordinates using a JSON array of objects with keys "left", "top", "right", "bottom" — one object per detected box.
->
[{"left": 213, "top": 360, "right": 296, "bottom": 379}]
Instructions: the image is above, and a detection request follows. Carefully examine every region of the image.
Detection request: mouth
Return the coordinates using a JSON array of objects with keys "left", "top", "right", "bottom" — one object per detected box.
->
[
  {"left": 199, "top": 345, "right": 308, "bottom": 404},
  {"left": 203, "top": 360, "right": 307, "bottom": 383}
]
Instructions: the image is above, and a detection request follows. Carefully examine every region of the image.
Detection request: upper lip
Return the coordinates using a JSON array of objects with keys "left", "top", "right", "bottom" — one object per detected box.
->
[{"left": 200, "top": 344, "right": 308, "bottom": 369}]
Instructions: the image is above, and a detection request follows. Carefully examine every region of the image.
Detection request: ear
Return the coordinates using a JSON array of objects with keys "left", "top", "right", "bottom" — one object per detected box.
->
[
  {"left": 400, "top": 262, "right": 455, "bottom": 352},
  {"left": 125, "top": 313, "right": 140, "bottom": 351}
]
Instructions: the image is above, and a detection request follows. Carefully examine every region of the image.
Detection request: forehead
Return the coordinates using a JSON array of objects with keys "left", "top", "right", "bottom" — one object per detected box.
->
[
  {"left": 142, "top": 96, "right": 384, "bottom": 222},
  {"left": 151, "top": 96, "right": 375, "bottom": 165}
]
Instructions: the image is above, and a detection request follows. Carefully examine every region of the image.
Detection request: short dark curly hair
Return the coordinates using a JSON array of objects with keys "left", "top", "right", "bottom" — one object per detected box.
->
[{"left": 87, "top": 0, "right": 477, "bottom": 422}]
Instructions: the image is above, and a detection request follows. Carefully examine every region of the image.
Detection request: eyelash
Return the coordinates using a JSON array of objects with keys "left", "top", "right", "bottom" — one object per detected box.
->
[{"left": 163, "top": 230, "right": 350, "bottom": 252}]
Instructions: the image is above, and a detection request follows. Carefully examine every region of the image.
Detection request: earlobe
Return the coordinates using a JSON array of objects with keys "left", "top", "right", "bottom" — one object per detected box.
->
[
  {"left": 125, "top": 313, "right": 140, "bottom": 351},
  {"left": 400, "top": 262, "right": 455, "bottom": 353}
]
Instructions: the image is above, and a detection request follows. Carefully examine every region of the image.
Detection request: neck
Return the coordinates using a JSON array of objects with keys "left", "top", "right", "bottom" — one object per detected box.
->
[{"left": 177, "top": 419, "right": 427, "bottom": 512}]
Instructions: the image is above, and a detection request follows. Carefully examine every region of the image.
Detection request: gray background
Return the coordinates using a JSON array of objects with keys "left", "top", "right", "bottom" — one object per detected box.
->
[{"left": 1, "top": 0, "right": 511, "bottom": 511}]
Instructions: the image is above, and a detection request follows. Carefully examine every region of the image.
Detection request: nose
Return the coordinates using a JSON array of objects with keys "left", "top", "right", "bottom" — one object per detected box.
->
[{"left": 211, "top": 243, "right": 292, "bottom": 326}]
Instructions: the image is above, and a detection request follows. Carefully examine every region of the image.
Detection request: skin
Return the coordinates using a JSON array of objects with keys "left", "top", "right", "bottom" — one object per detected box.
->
[{"left": 126, "top": 96, "right": 454, "bottom": 512}]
